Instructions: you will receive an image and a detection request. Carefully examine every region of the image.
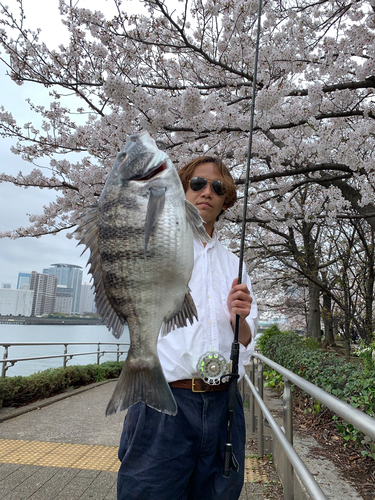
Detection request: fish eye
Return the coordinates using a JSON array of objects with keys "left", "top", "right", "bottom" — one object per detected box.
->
[{"left": 117, "top": 152, "right": 127, "bottom": 162}]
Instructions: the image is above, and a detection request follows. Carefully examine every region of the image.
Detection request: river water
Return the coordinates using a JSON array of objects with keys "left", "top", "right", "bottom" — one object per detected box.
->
[{"left": 0, "top": 324, "right": 130, "bottom": 377}]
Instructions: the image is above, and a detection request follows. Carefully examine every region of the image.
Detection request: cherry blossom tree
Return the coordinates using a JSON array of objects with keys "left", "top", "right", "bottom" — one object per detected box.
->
[{"left": 1, "top": 0, "right": 375, "bottom": 336}]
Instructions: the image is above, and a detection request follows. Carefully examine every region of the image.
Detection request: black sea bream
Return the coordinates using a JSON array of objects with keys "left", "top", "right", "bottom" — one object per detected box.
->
[{"left": 77, "top": 131, "right": 210, "bottom": 416}]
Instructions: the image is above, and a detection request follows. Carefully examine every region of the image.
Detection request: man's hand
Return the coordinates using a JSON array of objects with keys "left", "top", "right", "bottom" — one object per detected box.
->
[
  {"left": 227, "top": 278, "right": 252, "bottom": 322},
  {"left": 227, "top": 278, "right": 253, "bottom": 347}
]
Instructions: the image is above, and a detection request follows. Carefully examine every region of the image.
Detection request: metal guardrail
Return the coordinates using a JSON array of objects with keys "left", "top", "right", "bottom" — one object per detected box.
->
[
  {"left": 0, "top": 342, "right": 130, "bottom": 377},
  {"left": 243, "top": 352, "right": 375, "bottom": 500}
]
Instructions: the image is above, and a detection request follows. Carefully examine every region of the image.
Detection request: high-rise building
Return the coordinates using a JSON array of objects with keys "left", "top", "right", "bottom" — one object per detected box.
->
[
  {"left": 55, "top": 286, "right": 74, "bottom": 314},
  {"left": 17, "top": 273, "right": 31, "bottom": 289},
  {"left": 43, "top": 264, "right": 83, "bottom": 314},
  {"left": 29, "top": 271, "right": 57, "bottom": 316},
  {"left": 79, "top": 283, "right": 96, "bottom": 314},
  {"left": 0, "top": 289, "right": 34, "bottom": 316}
]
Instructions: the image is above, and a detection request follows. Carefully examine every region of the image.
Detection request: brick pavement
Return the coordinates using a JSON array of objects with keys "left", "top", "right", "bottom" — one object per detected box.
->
[{"left": 0, "top": 380, "right": 279, "bottom": 499}]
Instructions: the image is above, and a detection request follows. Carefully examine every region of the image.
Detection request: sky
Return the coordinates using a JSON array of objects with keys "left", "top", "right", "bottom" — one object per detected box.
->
[{"left": 0, "top": 0, "right": 136, "bottom": 288}]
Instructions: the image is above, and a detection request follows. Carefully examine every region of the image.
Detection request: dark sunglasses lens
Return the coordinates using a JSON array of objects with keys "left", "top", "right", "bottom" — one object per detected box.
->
[
  {"left": 190, "top": 177, "right": 208, "bottom": 192},
  {"left": 212, "top": 181, "right": 226, "bottom": 196}
]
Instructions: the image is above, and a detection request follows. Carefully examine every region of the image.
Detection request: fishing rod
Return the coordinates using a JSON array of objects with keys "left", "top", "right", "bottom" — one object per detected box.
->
[{"left": 223, "top": 0, "right": 263, "bottom": 478}]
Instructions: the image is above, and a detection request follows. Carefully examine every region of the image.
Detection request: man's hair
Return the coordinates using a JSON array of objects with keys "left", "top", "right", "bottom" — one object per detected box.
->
[{"left": 178, "top": 156, "right": 237, "bottom": 210}]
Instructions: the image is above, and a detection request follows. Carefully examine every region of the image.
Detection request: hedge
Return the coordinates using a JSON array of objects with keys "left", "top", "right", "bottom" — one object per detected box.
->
[{"left": 0, "top": 361, "right": 123, "bottom": 407}]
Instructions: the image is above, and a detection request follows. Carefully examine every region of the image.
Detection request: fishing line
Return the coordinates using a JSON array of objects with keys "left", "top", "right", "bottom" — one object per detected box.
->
[{"left": 223, "top": 0, "right": 263, "bottom": 478}]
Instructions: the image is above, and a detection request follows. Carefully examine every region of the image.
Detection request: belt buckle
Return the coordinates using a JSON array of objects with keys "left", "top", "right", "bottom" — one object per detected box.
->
[{"left": 192, "top": 378, "right": 206, "bottom": 392}]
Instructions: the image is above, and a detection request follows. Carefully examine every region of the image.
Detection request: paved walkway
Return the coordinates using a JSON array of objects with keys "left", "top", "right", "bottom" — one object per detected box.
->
[{"left": 0, "top": 380, "right": 280, "bottom": 500}]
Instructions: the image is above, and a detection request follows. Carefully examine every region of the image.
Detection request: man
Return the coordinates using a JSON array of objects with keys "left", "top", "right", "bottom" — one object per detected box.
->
[{"left": 117, "top": 156, "right": 258, "bottom": 500}]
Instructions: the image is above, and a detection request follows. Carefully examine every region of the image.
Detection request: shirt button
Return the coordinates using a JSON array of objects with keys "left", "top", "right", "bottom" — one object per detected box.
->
[
  {"left": 207, "top": 295, "right": 210, "bottom": 299},
  {"left": 209, "top": 320, "right": 213, "bottom": 325}
]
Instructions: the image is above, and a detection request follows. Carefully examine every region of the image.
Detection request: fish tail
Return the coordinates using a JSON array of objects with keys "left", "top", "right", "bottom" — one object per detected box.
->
[{"left": 105, "top": 351, "right": 177, "bottom": 416}]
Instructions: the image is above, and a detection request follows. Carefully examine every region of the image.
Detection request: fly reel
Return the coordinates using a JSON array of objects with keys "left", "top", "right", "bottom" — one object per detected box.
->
[{"left": 197, "top": 351, "right": 229, "bottom": 385}]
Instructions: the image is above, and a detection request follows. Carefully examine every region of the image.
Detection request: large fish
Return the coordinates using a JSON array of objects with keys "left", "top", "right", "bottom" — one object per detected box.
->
[{"left": 77, "top": 131, "right": 210, "bottom": 416}]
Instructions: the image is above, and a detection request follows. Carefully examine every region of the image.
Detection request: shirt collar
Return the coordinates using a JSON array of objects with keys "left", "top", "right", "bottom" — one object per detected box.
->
[{"left": 195, "top": 228, "right": 218, "bottom": 250}]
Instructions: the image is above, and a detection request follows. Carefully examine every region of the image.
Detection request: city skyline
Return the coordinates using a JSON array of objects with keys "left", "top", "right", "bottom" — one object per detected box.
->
[
  {"left": 4, "top": 268, "right": 94, "bottom": 292},
  {"left": 0, "top": 269, "right": 96, "bottom": 317}
]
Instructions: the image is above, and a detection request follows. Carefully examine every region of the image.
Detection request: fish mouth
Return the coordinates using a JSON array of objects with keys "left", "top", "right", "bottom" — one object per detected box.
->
[{"left": 130, "top": 160, "right": 168, "bottom": 181}]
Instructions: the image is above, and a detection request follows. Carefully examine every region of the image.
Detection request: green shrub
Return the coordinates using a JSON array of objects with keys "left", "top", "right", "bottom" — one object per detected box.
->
[
  {"left": 256, "top": 324, "right": 284, "bottom": 352},
  {"left": 263, "top": 369, "right": 284, "bottom": 390},
  {"left": 303, "top": 337, "right": 320, "bottom": 350},
  {"left": 259, "top": 330, "right": 375, "bottom": 460},
  {"left": 0, "top": 361, "right": 123, "bottom": 407},
  {"left": 355, "top": 337, "right": 375, "bottom": 370}
]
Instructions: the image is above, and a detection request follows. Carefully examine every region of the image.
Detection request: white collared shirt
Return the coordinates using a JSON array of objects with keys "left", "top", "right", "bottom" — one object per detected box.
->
[{"left": 157, "top": 233, "right": 258, "bottom": 382}]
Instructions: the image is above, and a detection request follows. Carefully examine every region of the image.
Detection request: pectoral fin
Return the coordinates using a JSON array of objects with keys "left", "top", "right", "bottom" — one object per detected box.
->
[
  {"left": 185, "top": 200, "right": 212, "bottom": 244},
  {"left": 160, "top": 288, "right": 198, "bottom": 336},
  {"left": 145, "top": 187, "right": 166, "bottom": 256}
]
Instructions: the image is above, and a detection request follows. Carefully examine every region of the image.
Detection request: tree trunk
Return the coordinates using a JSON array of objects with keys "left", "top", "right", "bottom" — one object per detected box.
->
[
  {"left": 344, "top": 320, "right": 351, "bottom": 360},
  {"left": 321, "top": 292, "right": 334, "bottom": 344},
  {"left": 363, "top": 232, "right": 375, "bottom": 345},
  {"left": 307, "top": 283, "right": 321, "bottom": 340}
]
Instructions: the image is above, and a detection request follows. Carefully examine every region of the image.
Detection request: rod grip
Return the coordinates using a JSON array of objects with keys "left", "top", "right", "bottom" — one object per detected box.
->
[{"left": 223, "top": 443, "right": 233, "bottom": 477}]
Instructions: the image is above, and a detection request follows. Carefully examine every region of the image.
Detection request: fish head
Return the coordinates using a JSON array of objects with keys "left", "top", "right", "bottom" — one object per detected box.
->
[{"left": 103, "top": 131, "right": 174, "bottom": 193}]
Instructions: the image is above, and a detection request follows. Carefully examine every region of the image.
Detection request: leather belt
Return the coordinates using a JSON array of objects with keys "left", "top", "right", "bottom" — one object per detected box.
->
[{"left": 170, "top": 378, "right": 228, "bottom": 393}]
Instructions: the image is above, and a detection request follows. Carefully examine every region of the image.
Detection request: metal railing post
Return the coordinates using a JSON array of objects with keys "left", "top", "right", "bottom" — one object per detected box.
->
[
  {"left": 257, "top": 359, "right": 264, "bottom": 457},
  {"left": 283, "top": 377, "right": 293, "bottom": 444},
  {"left": 97, "top": 343, "right": 101, "bottom": 365},
  {"left": 117, "top": 344, "right": 120, "bottom": 363},
  {"left": 63, "top": 344, "right": 68, "bottom": 369},
  {"left": 239, "top": 375, "right": 244, "bottom": 400},
  {"left": 1, "top": 345, "right": 9, "bottom": 377},
  {"left": 250, "top": 358, "right": 255, "bottom": 434},
  {"left": 283, "top": 377, "right": 294, "bottom": 499}
]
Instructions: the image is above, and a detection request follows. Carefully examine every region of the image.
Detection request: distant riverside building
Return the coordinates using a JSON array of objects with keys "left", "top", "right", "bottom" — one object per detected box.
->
[
  {"left": 29, "top": 271, "right": 57, "bottom": 316},
  {"left": 55, "top": 285, "right": 74, "bottom": 314},
  {"left": 1, "top": 283, "right": 11, "bottom": 289},
  {"left": 79, "top": 283, "right": 96, "bottom": 314},
  {"left": 17, "top": 273, "right": 31, "bottom": 290},
  {"left": 0, "top": 289, "right": 34, "bottom": 316},
  {"left": 43, "top": 264, "right": 82, "bottom": 314}
]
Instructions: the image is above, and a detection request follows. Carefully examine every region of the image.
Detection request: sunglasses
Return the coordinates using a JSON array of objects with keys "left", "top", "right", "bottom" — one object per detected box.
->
[{"left": 189, "top": 177, "right": 226, "bottom": 197}]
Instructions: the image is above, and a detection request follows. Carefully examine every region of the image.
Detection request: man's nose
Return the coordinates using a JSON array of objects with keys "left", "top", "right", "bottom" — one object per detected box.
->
[{"left": 201, "top": 183, "right": 212, "bottom": 196}]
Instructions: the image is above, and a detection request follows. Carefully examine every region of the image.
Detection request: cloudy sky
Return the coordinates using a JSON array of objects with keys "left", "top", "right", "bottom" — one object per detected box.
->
[{"left": 0, "top": 0, "right": 136, "bottom": 288}]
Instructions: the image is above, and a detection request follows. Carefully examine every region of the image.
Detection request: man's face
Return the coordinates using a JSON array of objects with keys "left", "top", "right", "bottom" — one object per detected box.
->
[{"left": 185, "top": 162, "right": 227, "bottom": 235}]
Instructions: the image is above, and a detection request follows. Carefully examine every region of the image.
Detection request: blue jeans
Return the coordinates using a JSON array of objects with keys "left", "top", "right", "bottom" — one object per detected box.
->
[{"left": 117, "top": 387, "right": 245, "bottom": 500}]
